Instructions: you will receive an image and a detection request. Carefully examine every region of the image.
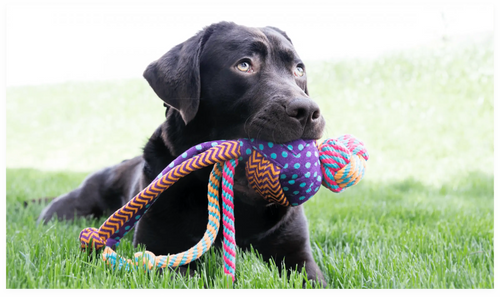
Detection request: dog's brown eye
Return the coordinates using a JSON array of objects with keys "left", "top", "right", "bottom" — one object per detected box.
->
[
  {"left": 294, "top": 66, "right": 305, "bottom": 77},
  {"left": 237, "top": 61, "right": 252, "bottom": 72}
]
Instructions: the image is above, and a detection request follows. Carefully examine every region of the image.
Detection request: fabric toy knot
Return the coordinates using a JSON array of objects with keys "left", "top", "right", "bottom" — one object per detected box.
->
[
  {"left": 318, "top": 134, "right": 369, "bottom": 193},
  {"left": 79, "top": 227, "right": 105, "bottom": 251}
]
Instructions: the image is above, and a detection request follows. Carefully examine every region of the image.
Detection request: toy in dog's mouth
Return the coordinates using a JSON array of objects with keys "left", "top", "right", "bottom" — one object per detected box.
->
[
  {"left": 239, "top": 135, "right": 369, "bottom": 206},
  {"left": 79, "top": 135, "right": 369, "bottom": 281}
]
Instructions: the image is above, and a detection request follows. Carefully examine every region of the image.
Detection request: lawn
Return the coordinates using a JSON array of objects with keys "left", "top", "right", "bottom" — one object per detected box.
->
[{"left": 5, "top": 34, "right": 494, "bottom": 288}]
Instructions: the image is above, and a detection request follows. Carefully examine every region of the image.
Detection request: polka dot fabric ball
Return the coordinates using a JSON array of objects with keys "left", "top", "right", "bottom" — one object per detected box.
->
[{"left": 240, "top": 138, "right": 323, "bottom": 206}]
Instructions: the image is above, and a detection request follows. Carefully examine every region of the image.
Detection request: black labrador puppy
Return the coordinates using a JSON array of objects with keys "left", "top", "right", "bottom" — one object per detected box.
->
[{"left": 38, "top": 21, "right": 326, "bottom": 285}]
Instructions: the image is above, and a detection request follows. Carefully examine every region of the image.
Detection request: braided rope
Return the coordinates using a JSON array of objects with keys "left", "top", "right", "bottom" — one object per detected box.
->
[
  {"left": 99, "top": 163, "right": 223, "bottom": 271},
  {"left": 80, "top": 141, "right": 240, "bottom": 270},
  {"left": 221, "top": 159, "right": 238, "bottom": 281},
  {"left": 79, "top": 135, "right": 369, "bottom": 282}
]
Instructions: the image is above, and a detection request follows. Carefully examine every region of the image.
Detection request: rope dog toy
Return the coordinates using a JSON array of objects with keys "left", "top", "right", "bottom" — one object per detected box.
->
[{"left": 79, "top": 134, "right": 369, "bottom": 281}]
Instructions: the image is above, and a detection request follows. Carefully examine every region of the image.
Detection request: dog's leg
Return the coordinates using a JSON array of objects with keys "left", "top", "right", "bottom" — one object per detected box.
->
[
  {"left": 250, "top": 206, "right": 327, "bottom": 288},
  {"left": 37, "top": 156, "right": 144, "bottom": 224},
  {"left": 277, "top": 246, "right": 326, "bottom": 288}
]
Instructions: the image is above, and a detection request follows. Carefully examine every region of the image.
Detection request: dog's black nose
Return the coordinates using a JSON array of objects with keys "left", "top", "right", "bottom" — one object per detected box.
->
[{"left": 286, "top": 98, "right": 321, "bottom": 126}]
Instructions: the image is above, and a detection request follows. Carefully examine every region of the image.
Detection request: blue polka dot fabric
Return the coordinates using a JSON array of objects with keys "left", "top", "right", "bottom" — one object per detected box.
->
[{"left": 239, "top": 138, "right": 322, "bottom": 206}]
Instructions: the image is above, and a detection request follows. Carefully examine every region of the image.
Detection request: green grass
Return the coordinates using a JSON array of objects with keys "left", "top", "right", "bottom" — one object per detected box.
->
[{"left": 6, "top": 34, "right": 493, "bottom": 288}]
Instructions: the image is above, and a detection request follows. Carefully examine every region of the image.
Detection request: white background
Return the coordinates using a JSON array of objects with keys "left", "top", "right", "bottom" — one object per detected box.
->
[{"left": 5, "top": 0, "right": 494, "bottom": 86}]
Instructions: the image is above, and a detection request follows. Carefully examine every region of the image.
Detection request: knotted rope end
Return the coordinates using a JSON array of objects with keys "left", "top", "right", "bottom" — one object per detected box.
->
[{"left": 318, "top": 134, "right": 369, "bottom": 193}]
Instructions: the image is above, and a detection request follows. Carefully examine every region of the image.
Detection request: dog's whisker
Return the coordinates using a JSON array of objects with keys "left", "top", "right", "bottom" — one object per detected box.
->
[
  {"left": 255, "top": 118, "right": 269, "bottom": 140},
  {"left": 243, "top": 116, "right": 253, "bottom": 138}
]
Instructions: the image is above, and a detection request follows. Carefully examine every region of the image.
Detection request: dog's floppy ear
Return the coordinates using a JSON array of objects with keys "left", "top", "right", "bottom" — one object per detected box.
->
[{"left": 143, "top": 30, "right": 210, "bottom": 125}]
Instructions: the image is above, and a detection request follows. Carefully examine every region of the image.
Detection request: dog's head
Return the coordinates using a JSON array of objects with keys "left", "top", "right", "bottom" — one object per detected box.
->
[{"left": 144, "top": 21, "right": 325, "bottom": 144}]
